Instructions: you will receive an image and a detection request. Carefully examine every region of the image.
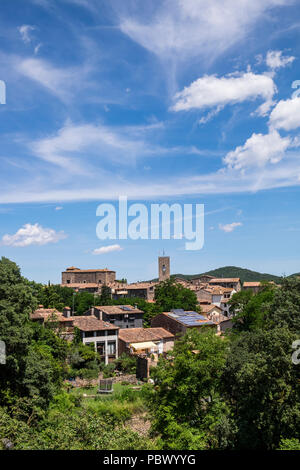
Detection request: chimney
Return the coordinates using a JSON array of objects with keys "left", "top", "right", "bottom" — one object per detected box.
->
[
  {"left": 93, "top": 308, "right": 101, "bottom": 320},
  {"left": 63, "top": 306, "right": 71, "bottom": 318}
]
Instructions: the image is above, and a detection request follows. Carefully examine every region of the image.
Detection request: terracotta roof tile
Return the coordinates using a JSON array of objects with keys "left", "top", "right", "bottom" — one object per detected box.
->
[
  {"left": 94, "top": 305, "right": 144, "bottom": 315},
  {"left": 119, "top": 328, "right": 174, "bottom": 343},
  {"left": 72, "top": 315, "right": 118, "bottom": 331}
]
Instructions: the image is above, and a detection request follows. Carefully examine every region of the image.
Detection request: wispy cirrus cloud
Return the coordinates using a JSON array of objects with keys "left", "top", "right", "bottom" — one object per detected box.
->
[
  {"left": 16, "top": 57, "right": 91, "bottom": 101},
  {"left": 118, "top": 0, "right": 292, "bottom": 62},
  {"left": 28, "top": 120, "right": 203, "bottom": 172},
  {"left": 2, "top": 149, "right": 300, "bottom": 204}
]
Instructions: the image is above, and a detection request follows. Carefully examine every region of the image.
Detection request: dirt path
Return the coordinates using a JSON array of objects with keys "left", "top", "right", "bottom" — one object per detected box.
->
[{"left": 127, "top": 412, "right": 151, "bottom": 437}]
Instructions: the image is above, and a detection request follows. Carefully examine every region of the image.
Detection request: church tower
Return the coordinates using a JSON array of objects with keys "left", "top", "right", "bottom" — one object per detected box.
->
[{"left": 158, "top": 255, "right": 170, "bottom": 282}]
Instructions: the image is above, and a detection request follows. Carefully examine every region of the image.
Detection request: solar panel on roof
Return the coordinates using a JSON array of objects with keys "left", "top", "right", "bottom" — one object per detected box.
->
[
  {"left": 172, "top": 309, "right": 185, "bottom": 315},
  {"left": 120, "top": 306, "right": 132, "bottom": 311}
]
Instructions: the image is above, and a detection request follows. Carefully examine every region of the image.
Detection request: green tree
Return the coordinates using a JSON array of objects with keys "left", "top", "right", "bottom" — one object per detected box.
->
[
  {"left": 278, "top": 438, "right": 300, "bottom": 450},
  {"left": 145, "top": 329, "right": 233, "bottom": 449},
  {"left": 0, "top": 258, "right": 65, "bottom": 408},
  {"left": 99, "top": 284, "right": 112, "bottom": 304},
  {"left": 223, "top": 327, "right": 300, "bottom": 449},
  {"left": 155, "top": 279, "right": 198, "bottom": 312},
  {"left": 265, "top": 277, "right": 300, "bottom": 332},
  {"left": 230, "top": 284, "right": 275, "bottom": 332}
]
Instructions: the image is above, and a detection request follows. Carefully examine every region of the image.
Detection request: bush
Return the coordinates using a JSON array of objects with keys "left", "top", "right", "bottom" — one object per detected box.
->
[
  {"left": 114, "top": 354, "right": 137, "bottom": 374},
  {"left": 78, "top": 368, "right": 99, "bottom": 380},
  {"left": 102, "top": 363, "right": 116, "bottom": 378}
]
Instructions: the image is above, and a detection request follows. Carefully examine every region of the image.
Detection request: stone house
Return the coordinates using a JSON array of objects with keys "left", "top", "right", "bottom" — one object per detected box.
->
[
  {"left": 31, "top": 306, "right": 119, "bottom": 364},
  {"left": 72, "top": 316, "right": 119, "bottom": 365},
  {"left": 118, "top": 327, "right": 174, "bottom": 356},
  {"left": 61, "top": 266, "right": 116, "bottom": 292},
  {"left": 151, "top": 309, "right": 216, "bottom": 337},
  {"left": 86, "top": 305, "right": 144, "bottom": 329},
  {"left": 208, "top": 277, "right": 241, "bottom": 291}
]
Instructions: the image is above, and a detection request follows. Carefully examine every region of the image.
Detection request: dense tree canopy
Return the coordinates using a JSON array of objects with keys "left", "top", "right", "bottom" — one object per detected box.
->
[
  {"left": 154, "top": 279, "right": 198, "bottom": 312},
  {"left": 145, "top": 329, "right": 233, "bottom": 450}
]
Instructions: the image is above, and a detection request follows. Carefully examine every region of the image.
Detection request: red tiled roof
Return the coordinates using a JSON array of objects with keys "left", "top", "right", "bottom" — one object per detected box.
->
[
  {"left": 200, "top": 304, "right": 222, "bottom": 314},
  {"left": 31, "top": 308, "right": 70, "bottom": 323},
  {"left": 94, "top": 305, "right": 144, "bottom": 315},
  {"left": 119, "top": 327, "right": 174, "bottom": 343},
  {"left": 72, "top": 315, "right": 118, "bottom": 331}
]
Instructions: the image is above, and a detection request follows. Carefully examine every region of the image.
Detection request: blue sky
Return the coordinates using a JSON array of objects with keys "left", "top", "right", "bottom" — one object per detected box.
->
[{"left": 1, "top": 0, "right": 300, "bottom": 283}]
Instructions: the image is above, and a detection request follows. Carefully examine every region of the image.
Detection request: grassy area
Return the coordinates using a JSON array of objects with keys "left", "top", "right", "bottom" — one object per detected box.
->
[{"left": 68, "top": 382, "right": 147, "bottom": 419}]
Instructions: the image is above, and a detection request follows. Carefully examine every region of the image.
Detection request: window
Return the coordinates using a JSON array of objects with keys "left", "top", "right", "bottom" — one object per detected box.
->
[
  {"left": 85, "top": 331, "right": 94, "bottom": 338},
  {"left": 107, "top": 341, "right": 116, "bottom": 355},
  {"left": 67, "top": 280, "right": 70, "bottom": 284},
  {"left": 97, "top": 342, "right": 105, "bottom": 356},
  {"left": 95, "top": 330, "right": 104, "bottom": 336},
  {"left": 107, "top": 330, "right": 117, "bottom": 336}
]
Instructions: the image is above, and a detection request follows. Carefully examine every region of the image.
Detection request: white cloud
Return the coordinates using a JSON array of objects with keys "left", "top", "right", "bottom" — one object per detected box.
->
[
  {"left": 2, "top": 153, "right": 300, "bottom": 203},
  {"left": 172, "top": 72, "right": 276, "bottom": 114},
  {"left": 269, "top": 97, "right": 300, "bottom": 131},
  {"left": 18, "top": 25, "right": 36, "bottom": 43},
  {"left": 16, "top": 58, "right": 89, "bottom": 101},
  {"left": 266, "top": 50, "right": 295, "bottom": 69},
  {"left": 1, "top": 223, "right": 67, "bottom": 247},
  {"left": 55, "top": 206, "right": 63, "bottom": 211},
  {"left": 119, "top": 0, "right": 291, "bottom": 62},
  {"left": 92, "top": 244, "right": 123, "bottom": 255},
  {"left": 219, "top": 222, "right": 242, "bottom": 232},
  {"left": 34, "top": 43, "right": 42, "bottom": 55},
  {"left": 29, "top": 121, "right": 190, "bottom": 171},
  {"left": 224, "top": 130, "right": 291, "bottom": 170}
]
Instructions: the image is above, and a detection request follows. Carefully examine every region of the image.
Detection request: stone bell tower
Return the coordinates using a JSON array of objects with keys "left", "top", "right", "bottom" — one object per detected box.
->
[{"left": 158, "top": 255, "right": 170, "bottom": 282}]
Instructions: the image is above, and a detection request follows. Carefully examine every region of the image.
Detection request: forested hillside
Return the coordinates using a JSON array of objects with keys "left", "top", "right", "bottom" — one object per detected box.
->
[{"left": 170, "top": 266, "right": 283, "bottom": 283}]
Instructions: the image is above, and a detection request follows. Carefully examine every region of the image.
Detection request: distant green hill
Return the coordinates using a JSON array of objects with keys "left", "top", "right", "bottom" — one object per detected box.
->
[
  {"left": 149, "top": 265, "right": 300, "bottom": 284},
  {"left": 168, "top": 266, "right": 283, "bottom": 284}
]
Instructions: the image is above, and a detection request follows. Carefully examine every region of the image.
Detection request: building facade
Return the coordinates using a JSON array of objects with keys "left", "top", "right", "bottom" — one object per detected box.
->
[
  {"left": 118, "top": 327, "right": 174, "bottom": 356},
  {"left": 72, "top": 316, "right": 119, "bottom": 364},
  {"left": 87, "top": 305, "right": 144, "bottom": 329},
  {"left": 62, "top": 266, "right": 116, "bottom": 286},
  {"left": 151, "top": 309, "right": 216, "bottom": 337}
]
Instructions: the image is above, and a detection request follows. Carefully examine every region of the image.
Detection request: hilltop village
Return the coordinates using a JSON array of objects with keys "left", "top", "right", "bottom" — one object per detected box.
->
[
  {"left": 30, "top": 256, "right": 269, "bottom": 378},
  {"left": 1, "top": 254, "right": 299, "bottom": 451}
]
